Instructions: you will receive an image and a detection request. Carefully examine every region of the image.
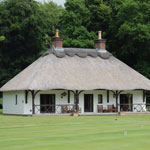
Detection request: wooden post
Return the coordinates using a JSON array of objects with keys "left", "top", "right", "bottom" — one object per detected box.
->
[
  {"left": 116, "top": 91, "right": 121, "bottom": 113},
  {"left": 31, "top": 90, "right": 35, "bottom": 114},
  {"left": 116, "top": 92, "right": 118, "bottom": 113},
  {"left": 68, "top": 90, "right": 70, "bottom": 103},
  {"left": 25, "top": 90, "right": 28, "bottom": 104},
  {"left": 75, "top": 91, "right": 79, "bottom": 112},
  {"left": 30, "top": 90, "right": 40, "bottom": 115},
  {"left": 70, "top": 90, "right": 83, "bottom": 115},
  {"left": 115, "top": 91, "right": 120, "bottom": 113}
]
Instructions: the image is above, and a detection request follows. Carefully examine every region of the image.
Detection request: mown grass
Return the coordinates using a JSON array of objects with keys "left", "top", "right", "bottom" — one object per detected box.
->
[{"left": 0, "top": 115, "right": 150, "bottom": 150}]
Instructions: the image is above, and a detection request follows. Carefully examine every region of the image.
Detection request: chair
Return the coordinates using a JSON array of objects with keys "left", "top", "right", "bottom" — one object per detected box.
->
[
  {"left": 123, "top": 105, "right": 129, "bottom": 111},
  {"left": 107, "top": 105, "right": 113, "bottom": 112},
  {"left": 112, "top": 105, "right": 116, "bottom": 112},
  {"left": 97, "top": 105, "right": 103, "bottom": 113},
  {"left": 61, "top": 105, "right": 68, "bottom": 113},
  {"left": 72, "top": 105, "right": 81, "bottom": 113}
]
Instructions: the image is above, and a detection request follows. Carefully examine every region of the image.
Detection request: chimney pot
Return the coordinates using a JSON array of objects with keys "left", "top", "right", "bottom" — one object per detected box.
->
[
  {"left": 98, "top": 31, "right": 102, "bottom": 40},
  {"left": 52, "top": 29, "right": 63, "bottom": 48},
  {"left": 94, "top": 31, "right": 106, "bottom": 50},
  {"left": 56, "top": 29, "right": 59, "bottom": 38}
]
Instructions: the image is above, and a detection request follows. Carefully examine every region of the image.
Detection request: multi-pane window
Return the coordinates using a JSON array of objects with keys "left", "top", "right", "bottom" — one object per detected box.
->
[{"left": 98, "top": 94, "right": 103, "bottom": 104}]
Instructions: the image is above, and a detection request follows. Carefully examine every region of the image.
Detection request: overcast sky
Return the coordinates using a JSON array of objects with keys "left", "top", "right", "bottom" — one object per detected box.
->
[{"left": 37, "top": 0, "right": 66, "bottom": 6}]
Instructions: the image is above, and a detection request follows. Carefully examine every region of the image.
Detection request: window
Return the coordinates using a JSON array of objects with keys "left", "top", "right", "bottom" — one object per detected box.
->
[
  {"left": 15, "top": 95, "right": 18, "bottom": 105},
  {"left": 98, "top": 94, "right": 103, "bottom": 104}
]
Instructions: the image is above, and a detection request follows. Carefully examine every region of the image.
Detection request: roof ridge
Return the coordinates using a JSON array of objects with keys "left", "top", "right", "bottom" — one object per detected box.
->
[{"left": 43, "top": 47, "right": 112, "bottom": 59}]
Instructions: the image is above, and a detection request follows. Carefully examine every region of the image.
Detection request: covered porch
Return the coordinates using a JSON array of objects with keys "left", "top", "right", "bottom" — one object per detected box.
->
[{"left": 26, "top": 89, "right": 149, "bottom": 116}]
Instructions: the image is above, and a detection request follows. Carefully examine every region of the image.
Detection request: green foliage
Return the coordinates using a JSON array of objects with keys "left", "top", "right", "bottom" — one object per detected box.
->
[
  {"left": 107, "top": 0, "right": 150, "bottom": 78},
  {"left": 85, "top": 0, "right": 112, "bottom": 32},
  {"left": 39, "top": 1, "right": 64, "bottom": 47},
  {"left": 0, "top": 0, "right": 62, "bottom": 87},
  {"left": 0, "top": 35, "right": 5, "bottom": 41},
  {"left": 60, "top": 0, "right": 97, "bottom": 48}
]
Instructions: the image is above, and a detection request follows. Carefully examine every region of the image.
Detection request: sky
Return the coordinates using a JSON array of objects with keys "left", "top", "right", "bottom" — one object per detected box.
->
[{"left": 37, "top": 0, "right": 66, "bottom": 6}]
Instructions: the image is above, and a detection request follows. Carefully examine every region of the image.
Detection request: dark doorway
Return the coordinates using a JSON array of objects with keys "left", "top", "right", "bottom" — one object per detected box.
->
[
  {"left": 120, "top": 94, "right": 133, "bottom": 111},
  {"left": 40, "top": 94, "right": 55, "bottom": 113},
  {"left": 84, "top": 94, "right": 93, "bottom": 112}
]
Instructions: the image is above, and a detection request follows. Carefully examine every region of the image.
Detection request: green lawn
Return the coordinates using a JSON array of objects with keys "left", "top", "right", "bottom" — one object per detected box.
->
[{"left": 0, "top": 115, "right": 150, "bottom": 150}]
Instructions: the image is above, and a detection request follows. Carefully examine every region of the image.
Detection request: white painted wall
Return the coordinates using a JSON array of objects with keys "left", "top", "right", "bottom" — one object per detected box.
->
[
  {"left": 3, "top": 90, "right": 146, "bottom": 115},
  {"left": 3, "top": 91, "right": 25, "bottom": 114},
  {"left": 24, "top": 93, "right": 32, "bottom": 115}
]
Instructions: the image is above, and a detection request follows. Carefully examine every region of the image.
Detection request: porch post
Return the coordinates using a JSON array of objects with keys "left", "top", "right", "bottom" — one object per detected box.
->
[
  {"left": 30, "top": 90, "right": 40, "bottom": 115},
  {"left": 115, "top": 91, "right": 120, "bottom": 113},
  {"left": 71, "top": 90, "right": 83, "bottom": 113},
  {"left": 115, "top": 92, "right": 118, "bottom": 112},
  {"left": 31, "top": 90, "right": 35, "bottom": 115},
  {"left": 75, "top": 90, "right": 79, "bottom": 112}
]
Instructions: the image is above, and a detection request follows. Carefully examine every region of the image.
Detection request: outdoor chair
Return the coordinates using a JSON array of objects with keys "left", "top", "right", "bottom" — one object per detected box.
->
[
  {"left": 112, "top": 104, "right": 116, "bottom": 112},
  {"left": 61, "top": 105, "right": 68, "bottom": 113},
  {"left": 107, "top": 105, "right": 113, "bottom": 112},
  {"left": 97, "top": 105, "right": 103, "bottom": 113},
  {"left": 123, "top": 105, "right": 129, "bottom": 111}
]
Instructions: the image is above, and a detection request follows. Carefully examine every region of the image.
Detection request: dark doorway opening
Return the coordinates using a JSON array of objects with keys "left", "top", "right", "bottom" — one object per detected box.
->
[
  {"left": 84, "top": 94, "right": 93, "bottom": 112},
  {"left": 120, "top": 94, "right": 133, "bottom": 111},
  {"left": 40, "top": 94, "right": 55, "bottom": 113}
]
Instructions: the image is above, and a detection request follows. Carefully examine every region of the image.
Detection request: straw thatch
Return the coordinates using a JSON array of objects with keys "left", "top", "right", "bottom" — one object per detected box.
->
[{"left": 1, "top": 47, "right": 150, "bottom": 91}]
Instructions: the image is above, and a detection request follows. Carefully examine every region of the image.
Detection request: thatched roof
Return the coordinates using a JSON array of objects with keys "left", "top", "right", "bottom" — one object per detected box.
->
[{"left": 1, "top": 47, "right": 150, "bottom": 91}]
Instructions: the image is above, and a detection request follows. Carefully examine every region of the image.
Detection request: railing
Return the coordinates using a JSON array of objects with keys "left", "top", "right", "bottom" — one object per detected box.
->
[
  {"left": 34, "top": 103, "right": 150, "bottom": 114},
  {"left": 119, "top": 103, "right": 150, "bottom": 112},
  {"left": 34, "top": 104, "right": 77, "bottom": 114},
  {"left": 97, "top": 104, "right": 150, "bottom": 113}
]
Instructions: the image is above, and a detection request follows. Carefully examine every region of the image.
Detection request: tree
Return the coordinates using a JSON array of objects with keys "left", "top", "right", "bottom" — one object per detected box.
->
[
  {"left": 85, "top": 0, "right": 112, "bottom": 32},
  {"left": 60, "top": 0, "right": 96, "bottom": 48},
  {"left": 39, "top": 1, "right": 64, "bottom": 48},
  {"left": 106, "top": 0, "right": 150, "bottom": 78},
  {"left": 0, "top": 0, "right": 48, "bottom": 86}
]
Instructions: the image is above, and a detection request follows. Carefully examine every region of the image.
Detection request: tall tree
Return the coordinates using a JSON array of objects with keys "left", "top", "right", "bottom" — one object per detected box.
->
[
  {"left": 85, "top": 0, "right": 111, "bottom": 32},
  {"left": 106, "top": 0, "right": 150, "bottom": 78},
  {"left": 60, "top": 0, "right": 96, "bottom": 48},
  {"left": 39, "top": 1, "right": 64, "bottom": 48},
  {"left": 0, "top": 0, "right": 48, "bottom": 86}
]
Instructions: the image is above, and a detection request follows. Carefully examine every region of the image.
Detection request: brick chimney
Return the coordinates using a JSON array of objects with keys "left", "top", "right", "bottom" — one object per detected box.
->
[
  {"left": 52, "top": 29, "right": 63, "bottom": 48},
  {"left": 94, "top": 31, "right": 106, "bottom": 50}
]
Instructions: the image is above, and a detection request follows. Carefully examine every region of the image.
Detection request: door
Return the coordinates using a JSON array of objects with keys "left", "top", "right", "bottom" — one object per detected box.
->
[
  {"left": 84, "top": 94, "right": 93, "bottom": 112},
  {"left": 120, "top": 94, "right": 133, "bottom": 111},
  {"left": 40, "top": 94, "right": 55, "bottom": 113}
]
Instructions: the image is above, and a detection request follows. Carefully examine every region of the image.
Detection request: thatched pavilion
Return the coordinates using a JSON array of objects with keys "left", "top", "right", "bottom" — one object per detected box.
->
[{"left": 1, "top": 30, "right": 150, "bottom": 116}]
